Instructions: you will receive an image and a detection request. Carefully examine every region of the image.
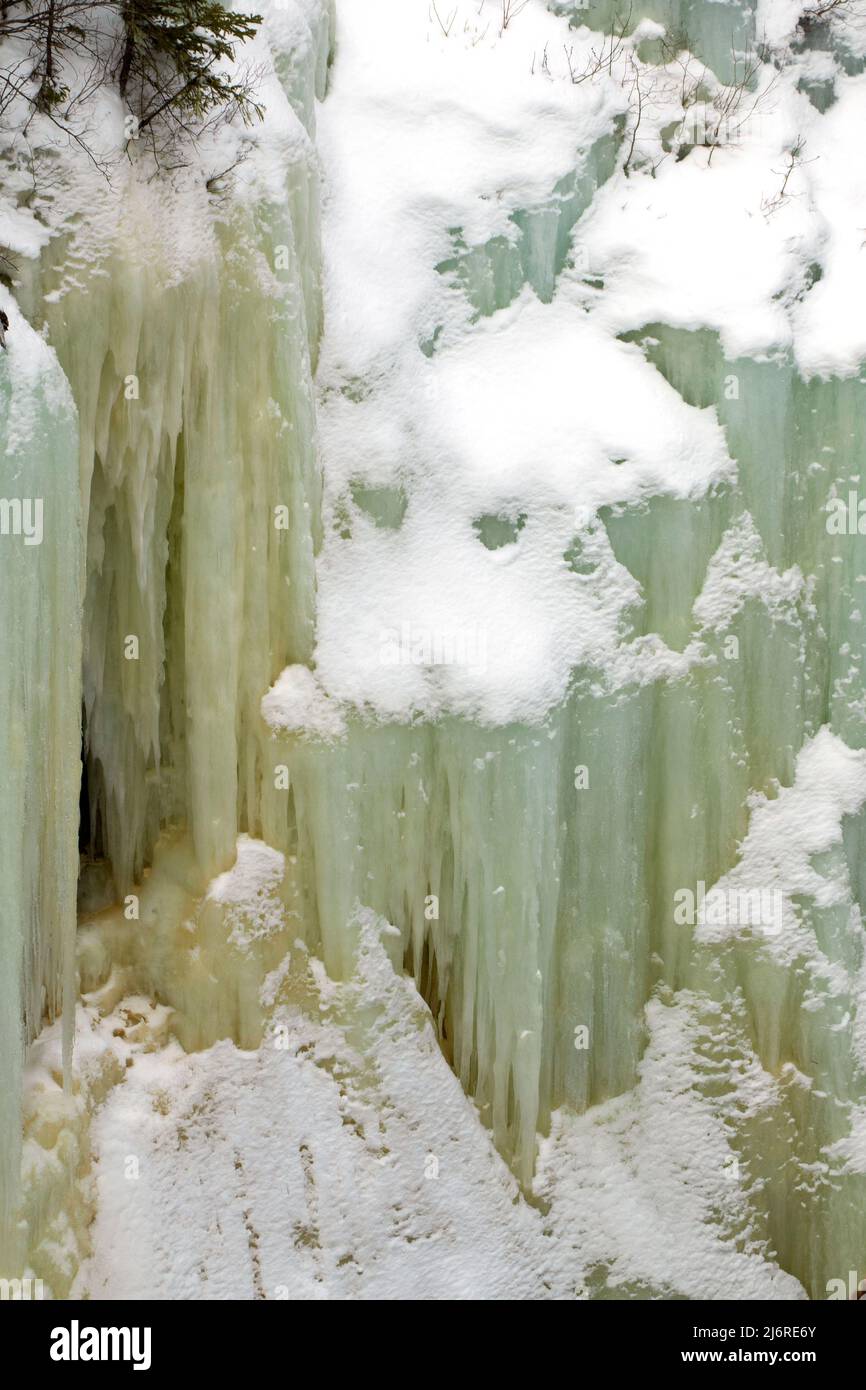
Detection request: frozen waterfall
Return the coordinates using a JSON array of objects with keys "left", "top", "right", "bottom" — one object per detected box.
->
[{"left": 2, "top": 0, "right": 866, "bottom": 1302}]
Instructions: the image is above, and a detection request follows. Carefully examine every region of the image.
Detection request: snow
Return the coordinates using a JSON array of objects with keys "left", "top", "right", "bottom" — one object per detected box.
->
[
  {"left": 536, "top": 992, "right": 806, "bottom": 1301},
  {"left": 0, "top": 2, "right": 327, "bottom": 290},
  {"left": 67, "top": 912, "right": 804, "bottom": 1300},
  {"left": 0, "top": 300, "right": 76, "bottom": 454},
  {"left": 206, "top": 837, "right": 288, "bottom": 951},
  {"left": 261, "top": 664, "right": 348, "bottom": 740},
  {"left": 792, "top": 76, "right": 866, "bottom": 376},
  {"left": 692, "top": 513, "right": 805, "bottom": 632},
  {"left": 72, "top": 915, "right": 553, "bottom": 1300},
  {"left": 9, "top": 0, "right": 866, "bottom": 1303},
  {"left": 309, "top": 0, "right": 866, "bottom": 727},
  {"left": 314, "top": 287, "right": 736, "bottom": 721},
  {"left": 694, "top": 728, "right": 866, "bottom": 965},
  {"left": 314, "top": 0, "right": 621, "bottom": 379}
]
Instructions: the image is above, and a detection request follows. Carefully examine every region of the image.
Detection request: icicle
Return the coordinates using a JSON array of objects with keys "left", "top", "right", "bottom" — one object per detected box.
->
[
  {"left": 257, "top": 332, "right": 866, "bottom": 1284},
  {"left": 0, "top": 311, "right": 82, "bottom": 1271},
  {"left": 14, "top": 132, "right": 324, "bottom": 900},
  {"left": 5, "top": 0, "right": 334, "bottom": 1277}
]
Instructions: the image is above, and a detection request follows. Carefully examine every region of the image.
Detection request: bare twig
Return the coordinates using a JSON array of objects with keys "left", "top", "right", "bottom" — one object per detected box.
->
[
  {"left": 431, "top": 0, "right": 457, "bottom": 37},
  {"left": 501, "top": 0, "right": 530, "bottom": 32},
  {"left": 761, "top": 138, "right": 816, "bottom": 215},
  {"left": 622, "top": 54, "right": 643, "bottom": 175}
]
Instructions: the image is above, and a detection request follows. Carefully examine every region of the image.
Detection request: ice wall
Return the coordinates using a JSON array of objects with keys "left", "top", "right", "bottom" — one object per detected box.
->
[
  {"left": 32, "top": 193, "right": 320, "bottom": 897},
  {"left": 2, "top": 0, "right": 334, "bottom": 1278},
  {"left": 551, "top": 0, "right": 759, "bottom": 81},
  {"left": 13, "top": 3, "right": 333, "bottom": 903},
  {"left": 0, "top": 312, "right": 81, "bottom": 1271},
  {"left": 252, "top": 0, "right": 866, "bottom": 1297},
  {"left": 256, "top": 340, "right": 866, "bottom": 1299},
  {"left": 8, "top": 0, "right": 866, "bottom": 1301}
]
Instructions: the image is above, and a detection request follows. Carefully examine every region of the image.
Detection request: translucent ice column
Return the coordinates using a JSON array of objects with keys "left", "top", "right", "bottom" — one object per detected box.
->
[{"left": 0, "top": 312, "right": 82, "bottom": 1270}]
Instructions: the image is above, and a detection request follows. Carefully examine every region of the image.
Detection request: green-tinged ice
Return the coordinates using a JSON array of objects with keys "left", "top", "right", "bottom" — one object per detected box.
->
[
  {"left": 0, "top": 324, "right": 81, "bottom": 1271},
  {"left": 4, "top": 0, "right": 866, "bottom": 1302},
  {"left": 251, "top": 333, "right": 866, "bottom": 1294}
]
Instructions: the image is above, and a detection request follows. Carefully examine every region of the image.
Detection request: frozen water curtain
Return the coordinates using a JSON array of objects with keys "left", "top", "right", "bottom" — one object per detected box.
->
[{"left": 2, "top": 0, "right": 866, "bottom": 1314}]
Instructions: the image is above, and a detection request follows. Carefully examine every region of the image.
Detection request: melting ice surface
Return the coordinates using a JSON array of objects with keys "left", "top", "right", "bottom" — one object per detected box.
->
[{"left": 4, "top": 0, "right": 866, "bottom": 1299}]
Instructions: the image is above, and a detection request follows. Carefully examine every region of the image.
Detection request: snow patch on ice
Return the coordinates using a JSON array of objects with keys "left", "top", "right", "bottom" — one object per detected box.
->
[
  {"left": 63, "top": 914, "right": 805, "bottom": 1300},
  {"left": 311, "top": 0, "right": 866, "bottom": 725},
  {"left": 261, "top": 664, "right": 347, "bottom": 740},
  {"left": 695, "top": 728, "right": 866, "bottom": 965},
  {"left": 536, "top": 991, "right": 806, "bottom": 1300},
  {"left": 206, "top": 836, "right": 287, "bottom": 952},
  {"left": 694, "top": 514, "right": 806, "bottom": 632}
]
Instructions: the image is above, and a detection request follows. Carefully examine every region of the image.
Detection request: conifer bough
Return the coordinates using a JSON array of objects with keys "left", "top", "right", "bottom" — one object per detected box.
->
[
  {"left": 0, "top": 0, "right": 265, "bottom": 144},
  {"left": 116, "top": 1, "right": 264, "bottom": 131}
]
